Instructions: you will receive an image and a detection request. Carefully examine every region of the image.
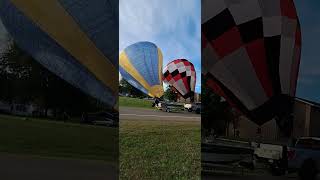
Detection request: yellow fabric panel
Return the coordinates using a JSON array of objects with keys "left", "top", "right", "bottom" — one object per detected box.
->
[
  {"left": 119, "top": 52, "right": 152, "bottom": 92},
  {"left": 157, "top": 48, "right": 163, "bottom": 85},
  {"left": 149, "top": 85, "right": 164, "bottom": 98},
  {"left": 11, "top": 0, "right": 117, "bottom": 95}
]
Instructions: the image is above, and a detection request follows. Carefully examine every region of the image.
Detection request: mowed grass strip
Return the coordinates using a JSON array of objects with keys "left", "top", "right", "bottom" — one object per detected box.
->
[
  {"left": 120, "top": 120, "right": 201, "bottom": 180},
  {"left": 0, "top": 114, "right": 118, "bottom": 162},
  {"left": 119, "top": 96, "right": 153, "bottom": 109}
]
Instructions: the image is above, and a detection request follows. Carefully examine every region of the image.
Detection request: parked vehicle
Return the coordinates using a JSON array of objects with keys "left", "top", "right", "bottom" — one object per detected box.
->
[
  {"left": 288, "top": 137, "right": 320, "bottom": 180},
  {"left": 184, "top": 103, "right": 192, "bottom": 112},
  {"left": 82, "top": 112, "right": 118, "bottom": 127},
  {"left": 192, "top": 102, "right": 201, "bottom": 114},
  {"left": 161, "top": 102, "right": 184, "bottom": 113}
]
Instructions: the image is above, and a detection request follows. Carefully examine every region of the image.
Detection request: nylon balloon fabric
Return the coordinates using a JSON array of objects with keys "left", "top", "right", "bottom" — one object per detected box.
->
[
  {"left": 202, "top": 0, "right": 301, "bottom": 126},
  {"left": 0, "top": 0, "right": 118, "bottom": 109},
  {"left": 119, "top": 41, "right": 164, "bottom": 98},
  {"left": 163, "top": 59, "right": 196, "bottom": 100}
]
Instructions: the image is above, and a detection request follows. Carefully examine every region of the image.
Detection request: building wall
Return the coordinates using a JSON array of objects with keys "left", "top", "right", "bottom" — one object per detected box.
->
[
  {"left": 292, "top": 100, "right": 309, "bottom": 137},
  {"left": 228, "top": 116, "right": 279, "bottom": 141},
  {"left": 310, "top": 106, "right": 320, "bottom": 137}
]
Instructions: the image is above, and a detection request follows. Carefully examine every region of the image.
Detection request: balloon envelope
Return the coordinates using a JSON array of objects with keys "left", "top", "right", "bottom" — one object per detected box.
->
[
  {"left": 119, "top": 41, "right": 164, "bottom": 98},
  {"left": 202, "top": 0, "right": 301, "bottom": 125},
  {"left": 163, "top": 59, "right": 196, "bottom": 99},
  {"left": 0, "top": 0, "right": 118, "bottom": 109}
]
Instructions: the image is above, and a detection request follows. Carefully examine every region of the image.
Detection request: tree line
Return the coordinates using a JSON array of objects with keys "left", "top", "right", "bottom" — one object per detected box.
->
[{"left": 0, "top": 39, "right": 105, "bottom": 118}]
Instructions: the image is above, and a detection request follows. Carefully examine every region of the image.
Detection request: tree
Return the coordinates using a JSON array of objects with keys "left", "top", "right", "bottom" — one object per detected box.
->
[
  {"left": 202, "top": 76, "right": 235, "bottom": 136},
  {"left": 119, "top": 78, "right": 146, "bottom": 98},
  {"left": 163, "top": 87, "right": 176, "bottom": 101},
  {"left": 0, "top": 40, "right": 104, "bottom": 119}
]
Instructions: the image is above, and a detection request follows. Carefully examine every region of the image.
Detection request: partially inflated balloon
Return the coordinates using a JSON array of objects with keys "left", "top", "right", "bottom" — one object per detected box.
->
[
  {"left": 0, "top": 0, "right": 118, "bottom": 109},
  {"left": 119, "top": 41, "right": 164, "bottom": 98},
  {"left": 202, "top": 0, "right": 301, "bottom": 126},
  {"left": 163, "top": 59, "right": 196, "bottom": 100}
]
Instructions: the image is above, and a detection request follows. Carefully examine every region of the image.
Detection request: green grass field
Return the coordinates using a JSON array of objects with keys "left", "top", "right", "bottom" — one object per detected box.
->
[
  {"left": 0, "top": 114, "right": 118, "bottom": 163},
  {"left": 120, "top": 120, "right": 201, "bottom": 180},
  {"left": 119, "top": 96, "right": 153, "bottom": 109}
]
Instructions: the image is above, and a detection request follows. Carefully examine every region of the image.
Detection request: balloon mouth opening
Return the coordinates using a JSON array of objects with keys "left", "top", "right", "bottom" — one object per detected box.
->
[{"left": 249, "top": 94, "right": 294, "bottom": 126}]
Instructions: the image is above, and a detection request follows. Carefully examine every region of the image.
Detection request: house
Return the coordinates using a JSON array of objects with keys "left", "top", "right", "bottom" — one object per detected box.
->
[{"left": 227, "top": 97, "right": 320, "bottom": 142}]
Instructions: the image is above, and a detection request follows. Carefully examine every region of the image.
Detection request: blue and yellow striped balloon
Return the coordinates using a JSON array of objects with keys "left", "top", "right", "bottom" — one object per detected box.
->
[
  {"left": 0, "top": 0, "right": 118, "bottom": 109},
  {"left": 119, "top": 42, "right": 164, "bottom": 98}
]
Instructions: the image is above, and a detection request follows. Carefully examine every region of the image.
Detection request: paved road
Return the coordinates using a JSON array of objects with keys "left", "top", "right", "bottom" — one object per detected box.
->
[
  {"left": 202, "top": 173, "right": 308, "bottom": 180},
  {"left": 120, "top": 107, "right": 201, "bottom": 121},
  {"left": 0, "top": 153, "right": 117, "bottom": 180}
]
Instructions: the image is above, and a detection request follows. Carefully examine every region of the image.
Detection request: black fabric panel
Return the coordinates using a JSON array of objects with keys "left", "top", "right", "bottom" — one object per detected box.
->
[
  {"left": 187, "top": 76, "right": 191, "bottom": 92},
  {"left": 171, "top": 69, "right": 179, "bottom": 77},
  {"left": 250, "top": 94, "right": 294, "bottom": 125},
  {"left": 180, "top": 71, "right": 186, "bottom": 78},
  {"left": 238, "top": 17, "right": 263, "bottom": 43},
  {"left": 202, "top": 9, "right": 236, "bottom": 41},
  {"left": 163, "top": 71, "right": 170, "bottom": 78},
  {"left": 206, "top": 75, "right": 294, "bottom": 126},
  {"left": 264, "top": 35, "right": 281, "bottom": 95}
]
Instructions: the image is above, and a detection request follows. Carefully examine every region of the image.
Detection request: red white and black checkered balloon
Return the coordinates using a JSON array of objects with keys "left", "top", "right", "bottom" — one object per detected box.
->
[
  {"left": 202, "top": 0, "right": 301, "bottom": 126},
  {"left": 163, "top": 59, "right": 196, "bottom": 99}
]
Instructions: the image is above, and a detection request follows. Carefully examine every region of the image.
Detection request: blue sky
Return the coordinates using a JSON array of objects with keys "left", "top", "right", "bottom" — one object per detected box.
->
[
  {"left": 119, "top": 0, "right": 201, "bottom": 93},
  {"left": 294, "top": 0, "right": 320, "bottom": 103}
]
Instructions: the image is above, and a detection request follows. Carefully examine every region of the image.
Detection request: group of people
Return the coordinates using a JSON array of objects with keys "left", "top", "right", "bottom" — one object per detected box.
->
[{"left": 152, "top": 97, "right": 160, "bottom": 107}]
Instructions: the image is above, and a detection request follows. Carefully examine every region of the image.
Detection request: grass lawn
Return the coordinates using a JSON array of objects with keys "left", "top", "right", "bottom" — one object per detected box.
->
[
  {"left": 120, "top": 120, "right": 201, "bottom": 180},
  {"left": 0, "top": 114, "right": 118, "bottom": 163},
  {"left": 119, "top": 96, "right": 153, "bottom": 109}
]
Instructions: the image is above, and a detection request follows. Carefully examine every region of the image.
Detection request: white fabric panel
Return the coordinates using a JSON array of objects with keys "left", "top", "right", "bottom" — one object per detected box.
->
[
  {"left": 211, "top": 59, "right": 256, "bottom": 110},
  {"left": 178, "top": 66, "right": 186, "bottom": 73},
  {"left": 186, "top": 70, "right": 191, "bottom": 76},
  {"left": 279, "top": 36, "right": 295, "bottom": 94},
  {"left": 263, "top": 16, "right": 282, "bottom": 37},
  {"left": 226, "top": 0, "right": 262, "bottom": 25},
  {"left": 259, "top": 0, "right": 281, "bottom": 17},
  {"left": 175, "top": 79, "right": 187, "bottom": 95},
  {"left": 176, "top": 62, "right": 184, "bottom": 68},
  {"left": 281, "top": 17, "right": 297, "bottom": 38},
  {"left": 191, "top": 76, "right": 195, "bottom": 91},
  {"left": 202, "top": 0, "right": 227, "bottom": 23},
  {"left": 168, "top": 63, "right": 176, "bottom": 73},
  {"left": 211, "top": 48, "right": 268, "bottom": 110}
]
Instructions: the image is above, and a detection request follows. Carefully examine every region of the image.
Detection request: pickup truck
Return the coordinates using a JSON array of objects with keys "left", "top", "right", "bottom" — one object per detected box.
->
[{"left": 288, "top": 137, "right": 320, "bottom": 180}]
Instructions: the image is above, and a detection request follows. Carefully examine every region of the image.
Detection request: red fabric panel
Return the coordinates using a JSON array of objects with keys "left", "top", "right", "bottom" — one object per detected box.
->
[
  {"left": 164, "top": 73, "right": 172, "bottom": 82},
  {"left": 211, "top": 26, "right": 243, "bottom": 59},
  {"left": 281, "top": 0, "right": 297, "bottom": 19},
  {"left": 295, "top": 26, "right": 302, "bottom": 46},
  {"left": 290, "top": 45, "right": 301, "bottom": 96},
  {"left": 245, "top": 39, "right": 274, "bottom": 97},
  {"left": 202, "top": 32, "right": 209, "bottom": 49},
  {"left": 182, "top": 77, "right": 190, "bottom": 92},
  {"left": 173, "top": 74, "right": 181, "bottom": 81}
]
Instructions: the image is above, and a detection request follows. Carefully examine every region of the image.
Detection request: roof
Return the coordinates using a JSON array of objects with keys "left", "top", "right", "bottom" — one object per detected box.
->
[{"left": 295, "top": 97, "right": 320, "bottom": 108}]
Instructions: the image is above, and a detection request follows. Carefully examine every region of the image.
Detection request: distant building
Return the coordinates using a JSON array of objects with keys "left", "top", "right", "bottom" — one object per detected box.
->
[
  {"left": 292, "top": 98, "right": 320, "bottom": 138},
  {"left": 227, "top": 97, "right": 320, "bottom": 142}
]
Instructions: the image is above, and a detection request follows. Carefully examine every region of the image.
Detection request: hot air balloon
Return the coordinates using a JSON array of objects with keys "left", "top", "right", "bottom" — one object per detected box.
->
[
  {"left": 202, "top": 0, "right": 301, "bottom": 131},
  {"left": 119, "top": 41, "right": 164, "bottom": 98},
  {"left": 0, "top": 0, "right": 118, "bottom": 109},
  {"left": 163, "top": 59, "right": 196, "bottom": 101}
]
